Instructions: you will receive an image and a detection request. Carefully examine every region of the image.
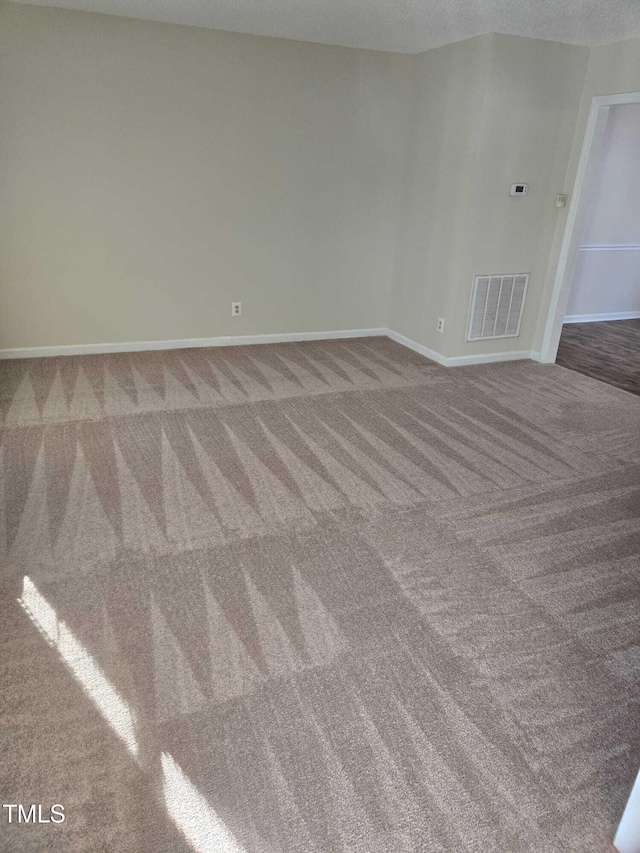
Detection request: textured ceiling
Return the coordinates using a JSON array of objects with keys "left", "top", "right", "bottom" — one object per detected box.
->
[{"left": 11, "top": 0, "right": 640, "bottom": 53}]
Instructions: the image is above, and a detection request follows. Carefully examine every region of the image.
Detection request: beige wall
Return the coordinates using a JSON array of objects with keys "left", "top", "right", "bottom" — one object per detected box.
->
[
  {"left": 444, "top": 35, "right": 588, "bottom": 357},
  {"left": 2, "top": 2, "right": 638, "bottom": 359},
  {"left": 0, "top": 3, "right": 412, "bottom": 348},
  {"left": 391, "top": 33, "right": 588, "bottom": 358},
  {"left": 389, "top": 35, "right": 490, "bottom": 353}
]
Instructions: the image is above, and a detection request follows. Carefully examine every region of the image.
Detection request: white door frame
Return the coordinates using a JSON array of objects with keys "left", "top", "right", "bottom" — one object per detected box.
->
[
  {"left": 538, "top": 91, "right": 640, "bottom": 363},
  {"left": 615, "top": 767, "right": 640, "bottom": 853}
]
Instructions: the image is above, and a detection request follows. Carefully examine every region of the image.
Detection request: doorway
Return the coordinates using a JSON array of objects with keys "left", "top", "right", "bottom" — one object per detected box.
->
[{"left": 539, "top": 92, "right": 640, "bottom": 395}]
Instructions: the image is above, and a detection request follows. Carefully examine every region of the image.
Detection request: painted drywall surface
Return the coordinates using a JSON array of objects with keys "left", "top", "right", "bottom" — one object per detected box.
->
[
  {"left": 440, "top": 34, "right": 588, "bottom": 357},
  {"left": 532, "top": 36, "right": 640, "bottom": 352},
  {"left": 580, "top": 103, "right": 640, "bottom": 245},
  {"left": 389, "top": 35, "right": 490, "bottom": 353},
  {"left": 390, "top": 33, "right": 587, "bottom": 359},
  {"left": 565, "top": 103, "right": 640, "bottom": 318},
  {"left": 0, "top": 3, "right": 412, "bottom": 348},
  {"left": 566, "top": 250, "right": 640, "bottom": 316},
  {"left": 1, "top": 3, "right": 633, "bottom": 359}
]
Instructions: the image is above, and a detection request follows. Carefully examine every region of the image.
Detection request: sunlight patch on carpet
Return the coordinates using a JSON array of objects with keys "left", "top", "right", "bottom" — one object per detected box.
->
[
  {"left": 19, "top": 576, "right": 139, "bottom": 758},
  {"left": 161, "top": 751, "right": 245, "bottom": 853}
]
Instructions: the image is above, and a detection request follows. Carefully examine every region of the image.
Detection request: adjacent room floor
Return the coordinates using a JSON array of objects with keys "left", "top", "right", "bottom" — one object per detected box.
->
[
  {"left": 1, "top": 337, "right": 639, "bottom": 852},
  {"left": 556, "top": 318, "right": 640, "bottom": 396}
]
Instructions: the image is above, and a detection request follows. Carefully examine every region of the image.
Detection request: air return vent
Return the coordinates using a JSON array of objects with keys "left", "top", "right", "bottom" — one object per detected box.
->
[{"left": 467, "top": 274, "right": 528, "bottom": 341}]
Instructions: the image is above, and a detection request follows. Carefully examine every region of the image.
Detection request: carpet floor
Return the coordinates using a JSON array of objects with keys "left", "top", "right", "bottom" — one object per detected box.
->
[{"left": 0, "top": 337, "right": 639, "bottom": 852}]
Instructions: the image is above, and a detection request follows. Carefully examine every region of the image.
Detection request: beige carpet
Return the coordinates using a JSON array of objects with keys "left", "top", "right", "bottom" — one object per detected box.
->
[{"left": 0, "top": 336, "right": 639, "bottom": 852}]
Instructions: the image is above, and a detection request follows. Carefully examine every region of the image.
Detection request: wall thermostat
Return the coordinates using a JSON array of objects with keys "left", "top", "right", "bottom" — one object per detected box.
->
[{"left": 510, "top": 183, "right": 528, "bottom": 196}]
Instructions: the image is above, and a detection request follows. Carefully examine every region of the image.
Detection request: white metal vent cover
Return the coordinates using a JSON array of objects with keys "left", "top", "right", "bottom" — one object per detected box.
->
[{"left": 467, "top": 273, "right": 528, "bottom": 341}]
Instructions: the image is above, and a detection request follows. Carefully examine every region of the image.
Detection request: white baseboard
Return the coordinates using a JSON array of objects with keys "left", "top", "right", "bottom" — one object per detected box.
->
[
  {"left": 444, "top": 350, "right": 535, "bottom": 367},
  {"left": 386, "top": 329, "right": 534, "bottom": 367},
  {"left": 0, "top": 328, "right": 387, "bottom": 360},
  {"left": 564, "top": 310, "right": 640, "bottom": 324},
  {"left": 385, "top": 330, "right": 448, "bottom": 366},
  {"left": 0, "top": 325, "right": 538, "bottom": 368}
]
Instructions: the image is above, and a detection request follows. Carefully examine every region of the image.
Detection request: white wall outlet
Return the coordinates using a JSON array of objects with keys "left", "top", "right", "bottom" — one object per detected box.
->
[
  {"left": 555, "top": 193, "right": 568, "bottom": 208},
  {"left": 231, "top": 302, "right": 242, "bottom": 317},
  {"left": 437, "top": 317, "right": 445, "bottom": 333}
]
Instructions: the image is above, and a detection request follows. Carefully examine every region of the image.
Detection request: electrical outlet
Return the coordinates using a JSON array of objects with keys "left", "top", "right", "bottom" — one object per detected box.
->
[
  {"left": 437, "top": 317, "right": 445, "bottom": 333},
  {"left": 231, "top": 302, "right": 242, "bottom": 317}
]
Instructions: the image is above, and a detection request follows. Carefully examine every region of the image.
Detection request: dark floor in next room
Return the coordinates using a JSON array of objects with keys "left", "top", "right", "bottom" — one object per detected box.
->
[{"left": 556, "top": 318, "right": 640, "bottom": 395}]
